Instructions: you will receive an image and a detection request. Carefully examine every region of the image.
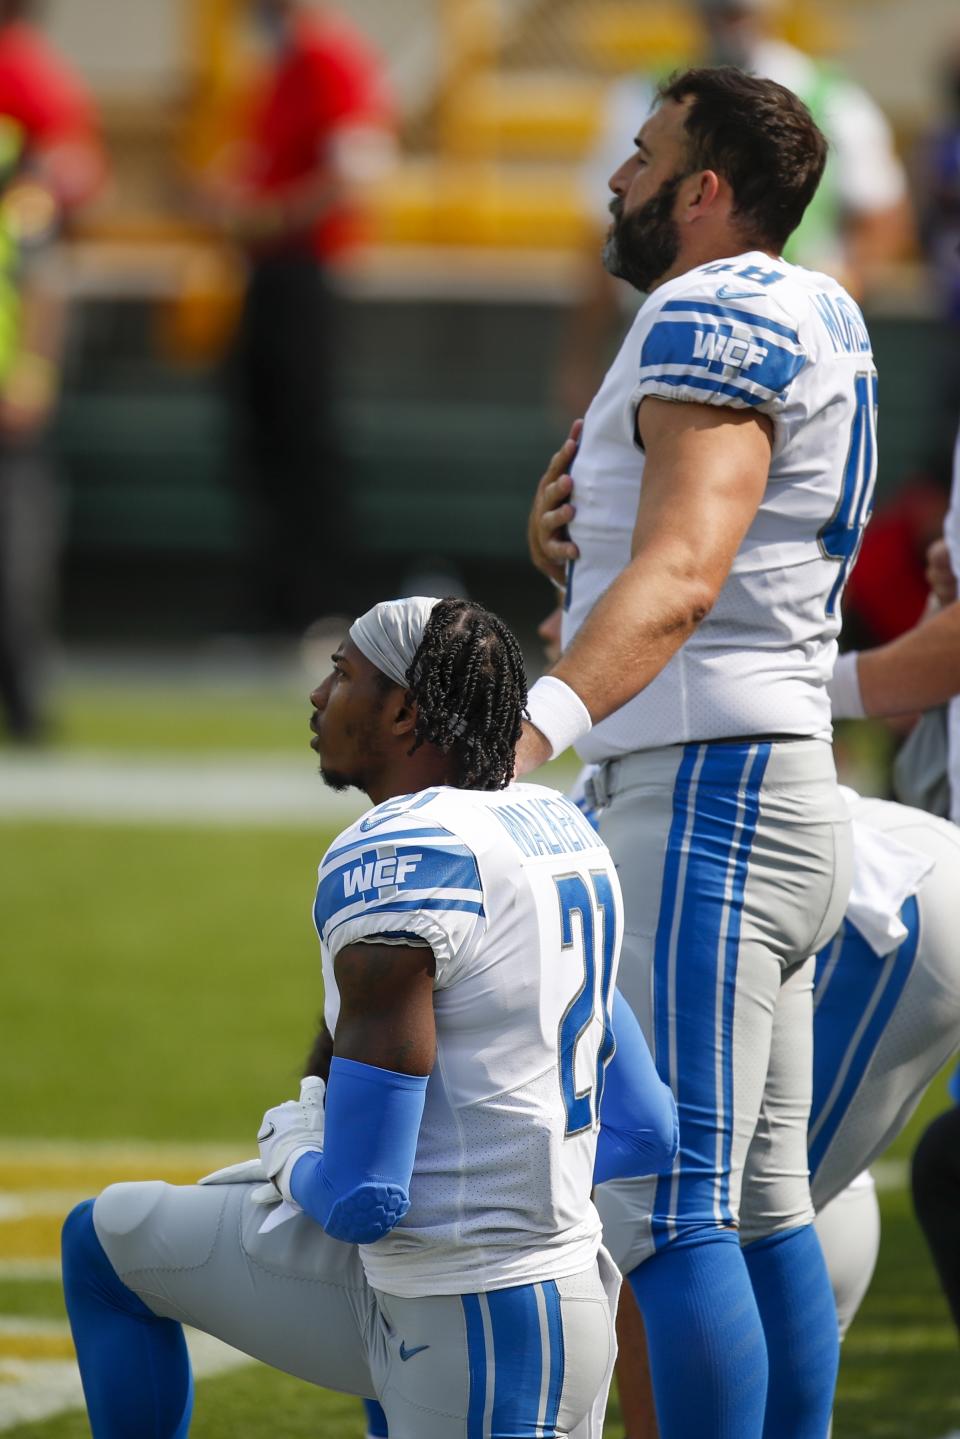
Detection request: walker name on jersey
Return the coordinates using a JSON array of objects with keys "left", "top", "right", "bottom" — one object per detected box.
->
[
  {"left": 342, "top": 848, "right": 422, "bottom": 902},
  {"left": 692, "top": 331, "right": 768, "bottom": 370},
  {"left": 492, "top": 795, "right": 601, "bottom": 861}
]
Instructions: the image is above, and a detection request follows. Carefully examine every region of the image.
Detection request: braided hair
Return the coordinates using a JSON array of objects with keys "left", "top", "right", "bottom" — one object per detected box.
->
[{"left": 404, "top": 598, "right": 527, "bottom": 790}]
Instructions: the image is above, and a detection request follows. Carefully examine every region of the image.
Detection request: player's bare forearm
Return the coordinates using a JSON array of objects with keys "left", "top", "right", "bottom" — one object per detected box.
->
[
  {"left": 550, "top": 543, "right": 716, "bottom": 722},
  {"left": 857, "top": 601, "right": 960, "bottom": 717},
  {"left": 548, "top": 399, "right": 770, "bottom": 726},
  {"left": 514, "top": 721, "right": 554, "bottom": 776}
]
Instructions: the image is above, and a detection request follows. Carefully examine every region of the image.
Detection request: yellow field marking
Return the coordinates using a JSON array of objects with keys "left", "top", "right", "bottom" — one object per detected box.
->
[
  {"left": 0, "top": 1217, "right": 67, "bottom": 1263},
  {"left": 0, "top": 1334, "right": 74, "bottom": 1361},
  {"left": 0, "top": 1143, "right": 248, "bottom": 1195},
  {"left": 0, "top": 1143, "right": 250, "bottom": 1264},
  {"left": 0, "top": 1146, "right": 258, "bottom": 1431}
]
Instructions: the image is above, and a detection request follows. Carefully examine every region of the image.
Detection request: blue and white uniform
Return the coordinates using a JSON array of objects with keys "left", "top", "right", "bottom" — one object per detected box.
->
[
  {"left": 67, "top": 782, "right": 677, "bottom": 1439},
  {"left": 807, "top": 793, "right": 960, "bottom": 1210},
  {"left": 314, "top": 782, "right": 627, "bottom": 1298},
  {"left": 564, "top": 251, "right": 878, "bottom": 756},
  {"left": 567, "top": 253, "right": 876, "bottom": 1438}
]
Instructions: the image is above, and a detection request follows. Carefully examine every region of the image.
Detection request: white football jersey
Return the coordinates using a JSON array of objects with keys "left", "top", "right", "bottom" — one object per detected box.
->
[
  {"left": 563, "top": 250, "right": 879, "bottom": 761},
  {"left": 312, "top": 781, "right": 623, "bottom": 1298}
]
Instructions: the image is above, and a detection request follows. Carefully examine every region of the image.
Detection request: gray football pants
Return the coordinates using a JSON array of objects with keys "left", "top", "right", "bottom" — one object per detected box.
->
[
  {"left": 92, "top": 1179, "right": 617, "bottom": 1439},
  {"left": 591, "top": 738, "right": 851, "bottom": 1272},
  {"left": 813, "top": 1175, "right": 880, "bottom": 1341},
  {"left": 808, "top": 798, "right": 960, "bottom": 1211}
]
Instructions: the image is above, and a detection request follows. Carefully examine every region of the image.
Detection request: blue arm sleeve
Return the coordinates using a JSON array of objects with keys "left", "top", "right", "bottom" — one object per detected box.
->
[
  {"left": 594, "top": 990, "right": 678, "bottom": 1185},
  {"left": 289, "top": 1056, "right": 428, "bottom": 1244}
]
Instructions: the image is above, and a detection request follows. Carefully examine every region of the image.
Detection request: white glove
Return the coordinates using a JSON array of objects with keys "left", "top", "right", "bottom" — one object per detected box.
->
[
  {"left": 198, "top": 1157, "right": 267, "bottom": 1186},
  {"left": 257, "top": 1075, "right": 326, "bottom": 1203},
  {"left": 197, "top": 1156, "right": 283, "bottom": 1207}
]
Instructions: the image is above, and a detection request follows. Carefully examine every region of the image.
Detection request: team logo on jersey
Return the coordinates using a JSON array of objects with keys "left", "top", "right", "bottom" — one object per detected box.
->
[
  {"left": 342, "top": 848, "right": 423, "bottom": 902},
  {"left": 693, "top": 330, "right": 768, "bottom": 370}
]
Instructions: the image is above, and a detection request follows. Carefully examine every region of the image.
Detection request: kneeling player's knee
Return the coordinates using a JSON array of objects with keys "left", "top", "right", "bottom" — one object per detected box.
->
[
  {"left": 61, "top": 1199, "right": 97, "bottom": 1274},
  {"left": 62, "top": 1199, "right": 115, "bottom": 1299},
  {"left": 61, "top": 1198, "right": 153, "bottom": 1320}
]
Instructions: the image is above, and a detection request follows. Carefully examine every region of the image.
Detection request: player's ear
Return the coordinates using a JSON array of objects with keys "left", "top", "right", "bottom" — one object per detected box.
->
[
  {"left": 684, "top": 168, "right": 721, "bottom": 222},
  {"left": 387, "top": 691, "right": 418, "bottom": 738}
]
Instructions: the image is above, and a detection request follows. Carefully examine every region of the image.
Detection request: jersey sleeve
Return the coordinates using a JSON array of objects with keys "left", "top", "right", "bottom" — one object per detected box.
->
[
  {"left": 313, "top": 816, "right": 486, "bottom": 983},
  {"left": 630, "top": 278, "right": 808, "bottom": 423}
]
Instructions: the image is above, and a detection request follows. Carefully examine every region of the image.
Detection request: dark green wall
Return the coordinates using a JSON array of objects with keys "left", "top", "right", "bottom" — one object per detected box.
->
[{"left": 56, "top": 295, "right": 957, "bottom": 639}]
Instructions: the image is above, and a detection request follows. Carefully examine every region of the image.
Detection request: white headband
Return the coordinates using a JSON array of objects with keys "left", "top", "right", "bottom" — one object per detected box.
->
[{"left": 349, "top": 596, "right": 442, "bottom": 689}]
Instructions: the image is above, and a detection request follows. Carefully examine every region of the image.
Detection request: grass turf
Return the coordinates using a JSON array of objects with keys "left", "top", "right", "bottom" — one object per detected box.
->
[
  {"left": 37, "top": 676, "right": 310, "bottom": 755},
  {"left": 1, "top": 817, "right": 958, "bottom": 1436},
  {"left": 0, "top": 821, "right": 334, "bottom": 1140}
]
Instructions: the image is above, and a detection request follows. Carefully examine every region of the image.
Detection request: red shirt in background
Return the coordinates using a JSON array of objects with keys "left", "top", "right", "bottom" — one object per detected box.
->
[
  {"left": 0, "top": 20, "right": 104, "bottom": 211},
  {"left": 844, "top": 479, "right": 949, "bottom": 645},
  {"left": 243, "top": 11, "right": 392, "bottom": 261}
]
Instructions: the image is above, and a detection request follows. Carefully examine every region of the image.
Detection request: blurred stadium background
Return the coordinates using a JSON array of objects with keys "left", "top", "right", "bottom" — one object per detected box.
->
[{"left": 1, "top": 0, "right": 960, "bottom": 1434}]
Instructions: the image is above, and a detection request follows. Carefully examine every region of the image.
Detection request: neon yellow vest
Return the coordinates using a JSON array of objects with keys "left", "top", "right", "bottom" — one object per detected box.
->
[{"left": 782, "top": 64, "right": 842, "bottom": 267}]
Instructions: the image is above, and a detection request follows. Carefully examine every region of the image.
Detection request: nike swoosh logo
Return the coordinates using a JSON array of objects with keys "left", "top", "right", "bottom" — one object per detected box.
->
[
  {"left": 399, "top": 1341, "right": 430, "bottom": 1362},
  {"left": 257, "top": 1122, "right": 276, "bottom": 1141},
  {"left": 716, "top": 286, "right": 762, "bottom": 300}
]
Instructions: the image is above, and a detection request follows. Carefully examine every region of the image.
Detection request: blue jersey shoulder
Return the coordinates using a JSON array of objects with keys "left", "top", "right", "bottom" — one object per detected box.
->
[
  {"left": 315, "top": 805, "right": 485, "bottom": 946},
  {"left": 638, "top": 258, "right": 807, "bottom": 408}
]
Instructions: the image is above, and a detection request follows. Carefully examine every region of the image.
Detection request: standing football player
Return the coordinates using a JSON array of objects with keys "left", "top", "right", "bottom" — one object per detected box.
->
[{"left": 523, "top": 68, "right": 876, "bottom": 1438}]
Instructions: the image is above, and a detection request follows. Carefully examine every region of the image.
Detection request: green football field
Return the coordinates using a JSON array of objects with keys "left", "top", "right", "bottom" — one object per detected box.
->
[{"left": 0, "top": 676, "right": 958, "bottom": 1437}]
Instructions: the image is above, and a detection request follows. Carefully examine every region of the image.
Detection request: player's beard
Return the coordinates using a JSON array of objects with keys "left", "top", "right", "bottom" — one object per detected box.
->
[
  {"left": 318, "top": 716, "right": 387, "bottom": 797},
  {"left": 602, "top": 173, "right": 684, "bottom": 294}
]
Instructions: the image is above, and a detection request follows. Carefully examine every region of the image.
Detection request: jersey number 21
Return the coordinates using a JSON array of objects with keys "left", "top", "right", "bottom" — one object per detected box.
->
[{"left": 555, "top": 871, "right": 617, "bottom": 1136}]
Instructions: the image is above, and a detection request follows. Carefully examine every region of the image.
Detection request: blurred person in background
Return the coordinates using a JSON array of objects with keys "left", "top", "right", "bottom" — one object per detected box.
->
[
  {"left": 192, "top": 0, "right": 393, "bottom": 639},
  {"left": 912, "top": 1063, "right": 960, "bottom": 1393},
  {"left": 558, "top": 0, "right": 913, "bottom": 418},
  {"left": 0, "top": 0, "right": 105, "bottom": 742},
  {"left": 841, "top": 464, "right": 949, "bottom": 651},
  {"left": 914, "top": 32, "right": 960, "bottom": 417}
]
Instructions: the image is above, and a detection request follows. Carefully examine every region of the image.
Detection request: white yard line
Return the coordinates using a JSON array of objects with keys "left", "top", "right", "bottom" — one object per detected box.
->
[
  {"left": 0, "top": 753, "right": 366, "bottom": 828},
  {"left": 0, "top": 750, "right": 577, "bottom": 828},
  {"left": 0, "top": 1139, "right": 250, "bottom": 1165},
  {"left": 0, "top": 1262, "right": 60, "bottom": 1282}
]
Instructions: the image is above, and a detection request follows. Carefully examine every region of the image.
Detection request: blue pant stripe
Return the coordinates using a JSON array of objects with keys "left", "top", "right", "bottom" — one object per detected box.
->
[
  {"left": 541, "top": 1281, "right": 565, "bottom": 1437},
  {"left": 362, "top": 1398, "right": 389, "bottom": 1438},
  {"left": 462, "top": 1293, "right": 487, "bottom": 1439},
  {"left": 812, "top": 929, "right": 845, "bottom": 1013},
  {"left": 809, "top": 895, "right": 921, "bottom": 1179},
  {"left": 671, "top": 743, "right": 758, "bottom": 1233},
  {"left": 651, "top": 744, "right": 704, "bottom": 1247},
  {"left": 655, "top": 741, "right": 769, "bottom": 1244},
  {"left": 487, "top": 1283, "right": 543, "bottom": 1438},
  {"left": 718, "top": 744, "right": 770, "bottom": 1220}
]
